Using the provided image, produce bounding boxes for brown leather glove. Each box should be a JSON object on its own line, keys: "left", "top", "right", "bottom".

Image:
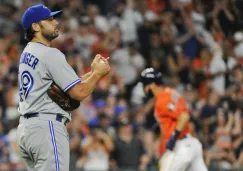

{"left": 47, "top": 82, "right": 80, "bottom": 111}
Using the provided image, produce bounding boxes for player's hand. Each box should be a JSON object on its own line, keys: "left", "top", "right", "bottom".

{"left": 91, "top": 54, "right": 110, "bottom": 78}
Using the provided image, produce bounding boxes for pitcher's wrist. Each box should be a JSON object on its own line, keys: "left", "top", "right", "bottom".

{"left": 92, "top": 71, "right": 103, "bottom": 79}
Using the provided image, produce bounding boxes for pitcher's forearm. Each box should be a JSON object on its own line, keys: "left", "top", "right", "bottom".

{"left": 80, "top": 71, "right": 92, "bottom": 81}
{"left": 78, "top": 72, "right": 101, "bottom": 99}
{"left": 68, "top": 72, "right": 102, "bottom": 101}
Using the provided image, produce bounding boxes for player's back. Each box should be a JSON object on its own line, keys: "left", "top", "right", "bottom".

{"left": 154, "top": 87, "right": 191, "bottom": 141}
{"left": 18, "top": 42, "right": 70, "bottom": 118}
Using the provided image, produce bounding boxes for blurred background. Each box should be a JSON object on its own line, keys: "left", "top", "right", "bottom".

{"left": 0, "top": 0, "right": 243, "bottom": 170}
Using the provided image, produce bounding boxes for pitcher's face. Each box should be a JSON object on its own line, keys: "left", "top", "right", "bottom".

{"left": 39, "top": 17, "right": 59, "bottom": 41}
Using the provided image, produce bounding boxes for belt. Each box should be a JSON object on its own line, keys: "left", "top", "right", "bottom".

{"left": 180, "top": 134, "right": 190, "bottom": 140}
{"left": 23, "top": 113, "right": 69, "bottom": 125}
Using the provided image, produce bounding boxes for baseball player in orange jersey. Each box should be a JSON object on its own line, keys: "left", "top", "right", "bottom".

{"left": 140, "top": 68, "right": 208, "bottom": 171}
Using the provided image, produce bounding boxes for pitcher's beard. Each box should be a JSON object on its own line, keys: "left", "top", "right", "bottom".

{"left": 42, "top": 31, "right": 58, "bottom": 41}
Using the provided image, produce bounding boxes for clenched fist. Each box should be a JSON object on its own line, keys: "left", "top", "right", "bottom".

{"left": 91, "top": 54, "right": 110, "bottom": 78}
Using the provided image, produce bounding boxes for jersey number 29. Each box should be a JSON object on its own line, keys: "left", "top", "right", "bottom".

{"left": 19, "top": 71, "right": 34, "bottom": 102}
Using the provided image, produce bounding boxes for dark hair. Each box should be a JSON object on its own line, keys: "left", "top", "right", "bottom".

{"left": 24, "top": 27, "right": 35, "bottom": 41}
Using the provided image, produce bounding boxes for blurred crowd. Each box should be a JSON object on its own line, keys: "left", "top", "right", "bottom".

{"left": 1, "top": 0, "right": 243, "bottom": 170}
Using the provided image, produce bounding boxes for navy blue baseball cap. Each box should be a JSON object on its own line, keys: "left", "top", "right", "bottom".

{"left": 21, "top": 4, "right": 62, "bottom": 29}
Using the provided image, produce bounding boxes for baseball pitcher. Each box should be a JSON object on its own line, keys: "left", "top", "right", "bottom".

{"left": 16, "top": 4, "right": 110, "bottom": 171}
{"left": 140, "top": 68, "right": 208, "bottom": 171}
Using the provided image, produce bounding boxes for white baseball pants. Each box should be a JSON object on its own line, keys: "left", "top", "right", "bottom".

{"left": 159, "top": 134, "right": 208, "bottom": 171}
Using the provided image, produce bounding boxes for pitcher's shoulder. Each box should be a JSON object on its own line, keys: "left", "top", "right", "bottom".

{"left": 46, "top": 47, "right": 65, "bottom": 59}
{"left": 48, "top": 47, "right": 64, "bottom": 55}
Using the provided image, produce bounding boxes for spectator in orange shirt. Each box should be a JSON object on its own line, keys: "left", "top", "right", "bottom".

{"left": 192, "top": 46, "right": 212, "bottom": 99}
{"left": 91, "top": 27, "right": 121, "bottom": 59}
{"left": 147, "top": 0, "right": 165, "bottom": 15}
{"left": 1, "top": 43, "right": 20, "bottom": 78}
{"left": 140, "top": 68, "right": 208, "bottom": 171}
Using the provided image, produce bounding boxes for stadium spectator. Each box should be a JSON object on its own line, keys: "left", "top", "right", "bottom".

{"left": 110, "top": 119, "right": 149, "bottom": 170}
{"left": 76, "top": 127, "right": 113, "bottom": 171}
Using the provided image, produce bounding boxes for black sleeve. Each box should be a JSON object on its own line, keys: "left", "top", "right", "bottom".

{"left": 139, "top": 139, "right": 146, "bottom": 157}
{"left": 110, "top": 139, "right": 117, "bottom": 160}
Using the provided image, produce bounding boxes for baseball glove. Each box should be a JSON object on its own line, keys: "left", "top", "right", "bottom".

{"left": 47, "top": 82, "right": 80, "bottom": 111}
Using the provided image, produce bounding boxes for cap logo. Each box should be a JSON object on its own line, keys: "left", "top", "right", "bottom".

{"left": 146, "top": 73, "right": 155, "bottom": 78}
{"left": 141, "top": 68, "right": 154, "bottom": 76}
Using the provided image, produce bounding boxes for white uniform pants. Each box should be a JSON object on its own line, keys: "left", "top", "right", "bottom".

{"left": 159, "top": 134, "right": 208, "bottom": 171}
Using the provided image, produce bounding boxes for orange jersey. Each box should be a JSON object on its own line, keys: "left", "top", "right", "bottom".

{"left": 154, "top": 87, "right": 191, "bottom": 156}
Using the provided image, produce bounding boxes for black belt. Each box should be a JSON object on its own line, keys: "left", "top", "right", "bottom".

{"left": 181, "top": 134, "right": 189, "bottom": 140}
{"left": 23, "top": 113, "right": 68, "bottom": 125}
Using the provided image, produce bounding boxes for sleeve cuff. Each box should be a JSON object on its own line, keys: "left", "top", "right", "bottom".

{"left": 64, "top": 79, "right": 81, "bottom": 92}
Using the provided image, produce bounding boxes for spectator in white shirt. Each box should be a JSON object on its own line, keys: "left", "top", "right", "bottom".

{"left": 83, "top": 4, "right": 110, "bottom": 33}
{"left": 111, "top": 42, "right": 145, "bottom": 101}
{"left": 233, "top": 32, "right": 243, "bottom": 60}
{"left": 109, "top": 1, "right": 143, "bottom": 43}
{"left": 74, "top": 19, "right": 98, "bottom": 61}
{"left": 209, "top": 50, "right": 226, "bottom": 95}
{"left": 76, "top": 128, "right": 113, "bottom": 171}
